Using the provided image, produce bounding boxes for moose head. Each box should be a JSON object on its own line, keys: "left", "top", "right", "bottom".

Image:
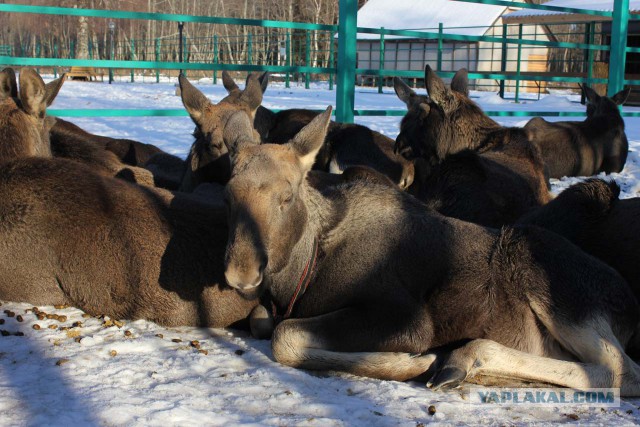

{"left": 223, "top": 106, "right": 332, "bottom": 296}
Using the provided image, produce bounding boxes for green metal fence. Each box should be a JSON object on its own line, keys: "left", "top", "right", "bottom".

{"left": 0, "top": 1, "right": 637, "bottom": 122}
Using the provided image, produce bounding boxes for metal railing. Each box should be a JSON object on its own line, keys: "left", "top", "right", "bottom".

{"left": 0, "top": 1, "right": 636, "bottom": 121}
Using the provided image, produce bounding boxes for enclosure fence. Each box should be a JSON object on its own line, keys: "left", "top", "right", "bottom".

{"left": 0, "top": 1, "right": 638, "bottom": 121}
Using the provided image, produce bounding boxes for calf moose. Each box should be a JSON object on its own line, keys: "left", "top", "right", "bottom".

{"left": 222, "top": 105, "right": 640, "bottom": 395}
{"left": 0, "top": 67, "right": 62, "bottom": 160}
{"left": 524, "top": 85, "right": 630, "bottom": 178}
{"left": 179, "top": 72, "right": 414, "bottom": 190}
{"left": 518, "top": 179, "right": 640, "bottom": 305}
{"left": 0, "top": 68, "right": 156, "bottom": 186}
{"left": 393, "top": 65, "right": 519, "bottom": 163}
{"left": 0, "top": 74, "right": 268, "bottom": 334}
{"left": 393, "top": 66, "right": 550, "bottom": 226}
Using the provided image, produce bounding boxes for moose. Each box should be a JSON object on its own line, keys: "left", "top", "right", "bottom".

{"left": 0, "top": 67, "right": 61, "bottom": 160}
{"left": 518, "top": 179, "right": 640, "bottom": 307}
{"left": 0, "top": 70, "right": 271, "bottom": 335}
{"left": 51, "top": 116, "right": 165, "bottom": 167}
{"left": 178, "top": 72, "right": 414, "bottom": 191}
{"left": 524, "top": 85, "right": 630, "bottom": 178}
{"left": 221, "top": 105, "right": 640, "bottom": 395}
{"left": 0, "top": 68, "right": 157, "bottom": 186}
{"left": 393, "top": 65, "right": 526, "bottom": 163}
{"left": 393, "top": 66, "right": 550, "bottom": 226}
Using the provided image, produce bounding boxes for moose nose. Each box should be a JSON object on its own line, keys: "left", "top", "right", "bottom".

{"left": 224, "top": 265, "right": 264, "bottom": 291}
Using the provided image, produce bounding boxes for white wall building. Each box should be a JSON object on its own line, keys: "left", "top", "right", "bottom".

{"left": 356, "top": 0, "right": 552, "bottom": 91}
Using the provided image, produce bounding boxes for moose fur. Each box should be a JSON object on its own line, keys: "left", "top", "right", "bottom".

{"left": 518, "top": 179, "right": 640, "bottom": 309}
{"left": 51, "top": 117, "right": 165, "bottom": 167}
{"left": 524, "top": 86, "right": 630, "bottom": 178}
{"left": 0, "top": 68, "right": 62, "bottom": 160}
{"left": 0, "top": 91, "right": 264, "bottom": 330}
{"left": 394, "top": 65, "right": 519, "bottom": 163}
{"left": 410, "top": 140, "right": 551, "bottom": 227}
{"left": 48, "top": 117, "right": 156, "bottom": 186}
{"left": 179, "top": 71, "right": 414, "bottom": 190}
{"left": 0, "top": 68, "right": 156, "bottom": 186}
{"left": 221, "top": 106, "right": 640, "bottom": 395}
{"left": 394, "top": 66, "right": 550, "bottom": 226}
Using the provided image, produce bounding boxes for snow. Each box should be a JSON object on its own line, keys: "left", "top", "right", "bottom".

{"left": 356, "top": 0, "right": 513, "bottom": 39}
{"left": 2, "top": 75, "right": 640, "bottom": 425}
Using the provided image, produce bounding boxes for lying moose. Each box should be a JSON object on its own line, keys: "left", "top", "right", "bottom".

{"left": 221, "top": 105, "right": 640, "bottom": 395}
{"left": 525, "top": 85, "right": 630, "bottom": 178}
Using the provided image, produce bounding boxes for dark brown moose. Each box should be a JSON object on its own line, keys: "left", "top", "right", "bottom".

{"left": 0, "top": 68, "right": 156, "bottom": 186}
{"left": 0, "top": 76, "right": 266, "bottom": 333}
{"left": 179, "top": 71, "right": 414, "bottom": 190}
{"left": 524, "top": 85, "right": 630, "bottom": 178}
{"left": 393, "top": 66, "right": 550, "bottom": 227}
{"left": 518, "top": 179, "right": 640, "bottom": 322}
{"left": 222, "top": 105, "right": 640, "bottom": 395}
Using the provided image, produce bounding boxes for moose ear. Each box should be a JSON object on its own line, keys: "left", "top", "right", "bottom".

{"left": 258, "top": 71, "right": 269, "bottom": 94}
{"left": 582, "top": 85, "right": 598, "bottom": 104}
{"left": 18, "top": 68, "right": 47, "bottom": 117}
{"left": 223, "top": 111, "right": 259, "bottom": 161}
{"left": 44, "top": 73, "right": 66, "bottom": 107}
{"left": 450, "top": 68, "right": 469, "bottom": 97}
{"left": 240, "top": 73, "right": 264, "bottom": 114}
{"left": 425, "top": 64, "right": 448, "bottom": 106}
{"left": 393, "top": 77, "right": 417, "bottom": 108}
{"left": 222, "top": 71, "right": 239, "bottom": 93}
{"left": 290, "top": 106, "right": 332, "bottom": 172}
{"left": 612, "top": 87, "right": 630, "bottom": 106}
{"left": 179, "top": 73, "right": 213, "bottom": 126}
{"left": 0, "top": 68, "right": 17, "bottom": 100}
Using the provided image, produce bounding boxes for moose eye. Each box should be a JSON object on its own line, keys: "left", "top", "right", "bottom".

{"left": 280, "top": 192, "right": 293, "bottom": 208}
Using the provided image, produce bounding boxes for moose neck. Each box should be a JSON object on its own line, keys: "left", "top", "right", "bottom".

{"left": 264, "top": 178, "right": 336, "bottom": 311}
{"left": 465, "top": 109, "right": 503, "bottom": 148}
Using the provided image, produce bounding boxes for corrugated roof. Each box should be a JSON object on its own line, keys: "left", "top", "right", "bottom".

{"left": 357, "top": 0, "right": 515, "bottom": 39}
{"left": 504, "top": 0, "right": 640, "bottom": 23}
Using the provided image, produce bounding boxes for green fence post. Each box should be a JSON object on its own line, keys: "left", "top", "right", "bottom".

{"left": 285, "top": 32, "right": 291, "bottom": 89}
{"left": 608, "top": 0, "right": 629, "bottom": 96}
{"left": 515, "top": 23, "right": 523, "bottom": 103}
{"left": 328, "top": 31, "right": 334, "bottom": 91}
{"left": 213, "top": 34, "right": 218, "bottom": 84}
{"left": 305, "top": 30, "right": 311, "bottom": 89}
{"left": 437, "top": 23, "right": 443, "bottom": 71}
{"left": 248, "top": 33, "right": 253, "bottom": 65}
{"left": 336, "top": 0, "right": 357, "bottom": 123}
{"left": 378, "top": 27, "right": 385, "bottom": 94}
{"left": 130, "top": 38, "right": 135, "bottom": 82}
{"left": 499, "top": 23, "right": 507, "bottom": 99}
{"left": 155, "top": 38, "right": 160, "bottom": 83}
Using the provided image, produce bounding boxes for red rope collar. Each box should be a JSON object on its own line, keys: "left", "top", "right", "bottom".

{"left": 272, "top": 237, "right": 320, "bottom": 322}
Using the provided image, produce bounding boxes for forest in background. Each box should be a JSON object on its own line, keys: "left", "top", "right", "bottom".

{"left": 0, "top": 0, "right": 346, "bottom": 72}
{"left": 0, "top": 0, "right": 603, "bottom": 81}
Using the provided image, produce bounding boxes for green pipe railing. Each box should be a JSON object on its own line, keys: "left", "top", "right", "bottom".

{"left": 44, "top": 109, "right": 640, "bottom": 118}
{"left": 1, "top": 2, "right": 636, "bottom": 122}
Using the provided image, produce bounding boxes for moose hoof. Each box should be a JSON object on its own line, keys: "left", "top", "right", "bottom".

{"left": 249, "top": 304, "right": 274, "bottom": 340}
{"left": 427, "top": 366, "right": 467, "bottom": 391}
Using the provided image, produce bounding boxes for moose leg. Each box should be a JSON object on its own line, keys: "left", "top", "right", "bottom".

{"left": 428, "top": 319, "right": 640, "bottom": 396}
{"left": 272, "top": 306, "right": 437, "bottom": 381}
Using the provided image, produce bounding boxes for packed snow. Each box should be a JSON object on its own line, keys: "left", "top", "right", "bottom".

{"left": 1, "top": 75, "right": 640, "bottom": 426}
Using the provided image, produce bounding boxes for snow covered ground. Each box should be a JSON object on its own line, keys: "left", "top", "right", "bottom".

{"left": 1, "top": 76, "right": 640, "bottom": 426}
